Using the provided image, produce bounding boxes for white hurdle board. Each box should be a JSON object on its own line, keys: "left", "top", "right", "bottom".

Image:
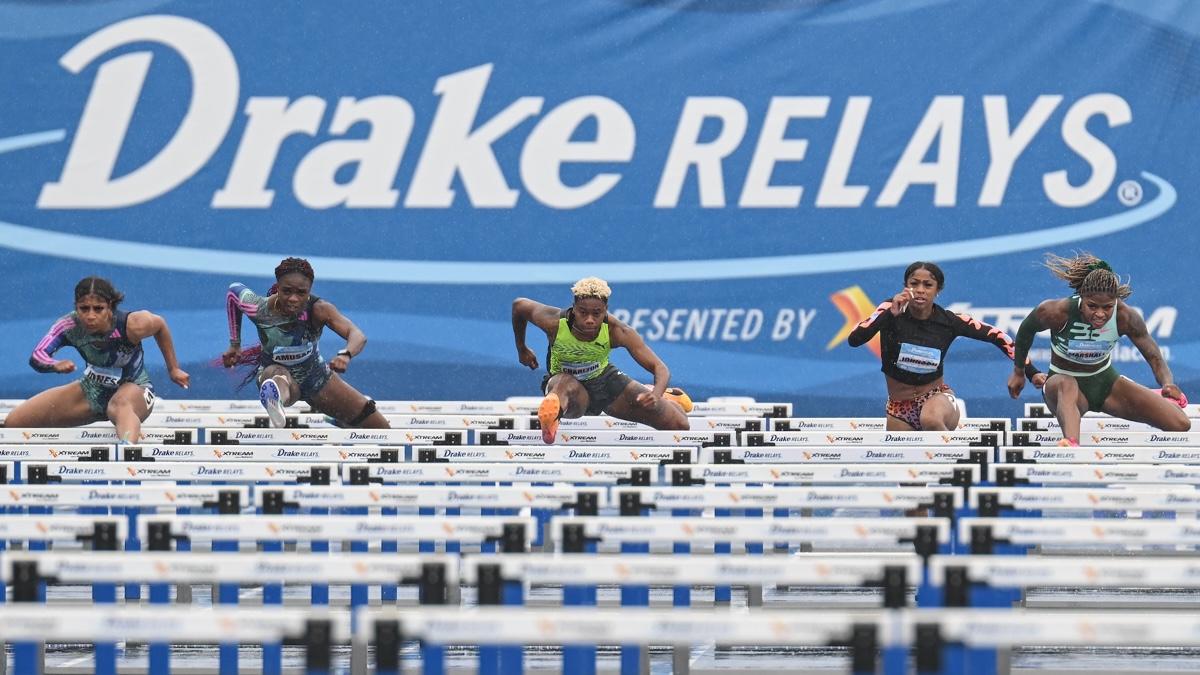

{"left": 20, "top": 461, "right": 341, "bottom": 484}
{"left": 253, "top": 485, "right": 607, "bottom": 510}
{"left": 118, "top": 443, "right": 403, "bottom": 463}
{"left": 1002, "top": 445, "right": 1200, "bottom": 464}
{"left": 0, "top": 427, "right": 195, "bottom": 444}
{"left": 203, "top": 427, "right": 467, "bottom": 445}
{"left": 702, "top": 445, "right": 984, "bottom": 464}
{"left": 670, "top": 463, "right": 979, "bottom": 485}
{"left": 546, "top": 415, "right": 767, "bottom": 432}
{"left": 378, "top": 400, "right": 538, "bottom": 415}
{"left": 551, "top": 515, "right": 950, "bottom": 546}
{"left": 461, "top": 552, "right": 923, "bottom": 587}
{"left": 364, "top": 606, "right": 886, "bottom": 648}
{"left": 971, "top": 486, "right": 1200, "bottom": 513}
{"left": 928, "top": 555, "right": 1200, "bottom": 589}
{"left": 384, "top": 413, "right": 526, "bottom": 430}
{"left": 960, "top": 517, "right": 1200, "bottom": 548}
{"left": 771, "top": 418, "right": 1009, "bottom": 432}
{"left": 142, "top": 412, "right": 330, "bottom": 428}
{"left": 1026, "top": 401, "right": 1200, "bottom": 419}
{"left": 689, "top": 401, "right": 792, "bottom": 417}
{"left": 157, "top": 399, "right": 309, "bottom": 413}
{"left": 1, "top": 550, "right": 456, "bottom": 586}
{"left": 139, "top": 514, "right": 537, "bottom": 544}
{"left": 743, "top": 430, "right": 1001, "bottom": 447}
{"left": 0, "top": 484, "right": 250, "bottom": 509}
{"left": 416, "top": 445, "right": 696, "bottom": 464}
{"left": 479, "top": 429, "right": 732, "bottom": 447}
{"left": 0, "top": 515, "right": 126, "bottom": 543}
{"left": 0, "top": 606, "right": 347, "bottom": 643}
{"left": 1016, "top": 416, "right": 1198, "bottom": 433}
{"left": 0, "top": 445, "right": 111, "bottom": 460}
{"left": 990, "top": 463, "right": 1200, "bottom": 486}
{"left": 615, "top": 485, "right": 963, "bottom": 510}
{"left": 1012, "top": 430, "right": 1200, "bottom": 446}
{"left": 913, "top": 608, "right": 1200, "bottom": 649}
{"left": 343, "top": 462, "right": 652, "bottom": 485}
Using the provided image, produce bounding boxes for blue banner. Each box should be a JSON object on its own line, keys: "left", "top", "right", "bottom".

{"left": 1, "top": 0, "right": 1196, "bottom": 417}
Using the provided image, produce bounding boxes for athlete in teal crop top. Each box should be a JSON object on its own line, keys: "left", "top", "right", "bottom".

{"left": 223, "top": 257, "right": 390, "bottom": 429}
{"left": 1009, "top": 253, "right": 1189, "bottom": 445}
{"left": 6, "top": 276, "right": 189, "bottom": 443}
{"left": 512, "top": 276, "right": 692, "bottom": 444}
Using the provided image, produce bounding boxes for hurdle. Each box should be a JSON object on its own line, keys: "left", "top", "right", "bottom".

{"left": 2, "top": 550, "right": 451, "bottom": 674}
{"left": 925, "top": 554, "right": 1200, "bottom": 609}
{"left": 990, "top": 462, "right": 1200, "bottom": 487}
{"left": 1016, "top": 415, "right": 1198, "bottom": 433}
{"left": 203, "top": 427, "right": 468, "bottom": 446}
{"left": 742, "top": 429, "right": 1003, "bottom": 448}
{"left": 1010, "top": 429, "right": 1200, "bottom": 447}
{"left": 539, "top": 414, "right": 768, "bottom": 432}
{"left": 971, "top": 485, "right": 1200, "bottom": 517}
{"left": 0, "top": 605, "right": 347, "bottom": 675}
{"left": 958, "top": 516, "right": 1200, "bottom": 554}
{"left": 0, "top": 427, "right": 195, "bottom": 445}
{"left": 413, "top": 444, "right": 696, "bottom": 464}
{"left": 770, "top": 417, "right": 1010, "bottom": 433}
{"left": 358, "top": 605, "right": 895, "bottom": 675}
{"left": 479, "top": 428, "right": 734, "bottom": 448}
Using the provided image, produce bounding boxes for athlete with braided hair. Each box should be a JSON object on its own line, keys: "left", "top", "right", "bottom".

{"left": 6, "top": 276, "right": 189, "bottom": 442}
{"left": 513, "top": 277, "right": 692, "bottom": 444}
{"left": 1008, "top": 252, "right": 1189, "bottom": 446}
{"left": 849, "top": 262, "right": 1045, "bottom": 431}
{"left": 222, "top": 257, "right": 389, "bottom": 429}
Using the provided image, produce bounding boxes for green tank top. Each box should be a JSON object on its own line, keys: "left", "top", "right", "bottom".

{"left": 1049, "top": 294, "right": 1118, "bottom": 366}
{"left": 549, "top": 317, "right": 611, "bottom": 381}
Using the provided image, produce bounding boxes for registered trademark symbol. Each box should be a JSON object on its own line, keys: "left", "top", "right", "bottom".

{"left": 1117, "top": 180, "right": 1143, "bottom": 207}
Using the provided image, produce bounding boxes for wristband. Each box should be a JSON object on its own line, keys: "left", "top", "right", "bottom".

{"left": 337, "top": 349, "right": 353, "bottom": 359}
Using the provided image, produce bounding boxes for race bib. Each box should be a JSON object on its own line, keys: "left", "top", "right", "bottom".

{"left": 272, "top": 344, "right": 315, "bottom": 365}
{"left": 83, "top": 364, "right": 122, "bottom": 387}
{"left": 560, "top": 361, "right": 602, "bottom": 379}
{"left": 1065, "top": 339, "right": 1111, "bottom": 364}
{"left": 896, "top": 343, "right": 941, "bottom": 374}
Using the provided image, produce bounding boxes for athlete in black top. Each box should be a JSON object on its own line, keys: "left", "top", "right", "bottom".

{"left": 848, "top": 261, "right": 1044, "bottom": 430}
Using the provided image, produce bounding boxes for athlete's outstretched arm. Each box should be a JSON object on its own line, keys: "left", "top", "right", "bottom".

{"left": 610, "top": 318, "right": 670, "bottom": 402}
{"left": 29, "top": 315, "right": 77, "bottom": 374}
{"left": 1007, "top": 302, "right": 1055, "bottom": 399}
{"left": 847, "top": 302, "right": 895, "bottom": 347}
{"left": 952, "top": 311, "right": 1043, "bottom": 385}
{"left": 126, "top": 310, "right": 190, "bottom": 389}
{"left": 511, "top": 298, "right": 560, "bottom": 370}
{"left": 312, "top": 300, "right": 366, "bottom": 374}
{"left": 223, "top": 283, "right": 259, "bottom": 368}
{"left": 1120, "top": 303, "right": 1183, "bottom": 401}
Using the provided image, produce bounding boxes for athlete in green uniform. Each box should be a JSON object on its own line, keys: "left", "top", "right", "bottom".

{"left": 512, "top": 277, "right": 692, "bottom": 444}
{"left": 1009, "top": 253, "right": 1189, "bottom": 445}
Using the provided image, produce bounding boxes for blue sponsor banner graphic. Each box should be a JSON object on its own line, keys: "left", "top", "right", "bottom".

{"left": 0, "top": 0, "right": 1196, "bottom": 416}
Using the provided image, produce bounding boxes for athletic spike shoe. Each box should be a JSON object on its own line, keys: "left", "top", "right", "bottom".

{"left": 1056, "top": 437, "right": 1080, "bottom": 447}
{"left": 663, "top": 387, "right": 694, "bottom": 413}
{"left": 1154, "top": 389, "right": 1189, "bottom": 409}
{"left": 538, "top": 393, "right": 561, "bottom": 444}
{"left": 259, "top": 378, "right": 287, "bottom": 429}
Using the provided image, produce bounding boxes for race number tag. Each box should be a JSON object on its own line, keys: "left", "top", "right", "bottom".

{"left": 896, "top": 343, "right": 941, "bottom": 374}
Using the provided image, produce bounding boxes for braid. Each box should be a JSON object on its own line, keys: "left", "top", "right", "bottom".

{"left": 1043, "top": 252, "right": 1131, "bottom": 299}
{"left": 74, "top": 276, "right": 124, "bottom": 308}
{"left": 275, "top": 257, "right": 314, "bottom": 283}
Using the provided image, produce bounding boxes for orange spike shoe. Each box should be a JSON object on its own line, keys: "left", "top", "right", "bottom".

{"left": 538, "top": 393, "right": 561, "bottom": 444}
{"left": 663, "top": 387, "right": 693, "bottom": 413}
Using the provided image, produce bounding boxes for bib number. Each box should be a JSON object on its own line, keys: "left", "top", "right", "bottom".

{"left": 1065, "top": 339, "right": 1110, "bottom": 364}
{"left": 560, "top": 361, "right": 601, "bottom": 379}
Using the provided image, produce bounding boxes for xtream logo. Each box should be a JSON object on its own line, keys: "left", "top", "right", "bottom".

{"left": 2, "top": 14, "right": 1175, "bottom": 287}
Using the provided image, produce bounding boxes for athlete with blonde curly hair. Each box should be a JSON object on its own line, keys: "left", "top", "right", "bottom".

{"left": 1008, "top": 252, "right": 1189, "bottom": 446}
{"left": 512, "top": 277, "right": 692, "bottom": 444}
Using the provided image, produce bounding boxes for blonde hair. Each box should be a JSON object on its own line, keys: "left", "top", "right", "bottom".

{"left": 1043, "top": 251, "right": 1132, "bottom": 299}
{"left": 571, "top": 277, "right": 612, "bottom": 301}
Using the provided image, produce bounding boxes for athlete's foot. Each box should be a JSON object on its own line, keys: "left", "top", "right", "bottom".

{"left": 663, "top": 387, "right": 694, "bottom": 413}
{"left": 538, "top": 393, "right": 561, "bottom": 444}
{"left": 259, "top": 378, "right": 287, "bottom": 429}
{"left": 1057, "top": 437, "right": 1080, "bottom": 447}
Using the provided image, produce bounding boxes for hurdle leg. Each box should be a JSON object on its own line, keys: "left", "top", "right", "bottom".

{"left": 213, "top": 538, "right": 240, "bottom": 674}
{"left": 619, "top": 541, "right": 650, "bottom": 675}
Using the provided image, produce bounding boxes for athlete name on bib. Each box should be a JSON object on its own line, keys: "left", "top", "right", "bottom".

{"left": 1065, "top": 338, "right": 1111, "bottom": 364}
{"left": 560, "top": 361, "right": 602, "bottom": 378}
{"left": 896, "top": 343, "right": 941, "bottom": 374}
{"left": 83, "top": 364, "right": 123, "bottom": 387}
{"left": 272, "top": 344, "right": 315, "bottom": 365}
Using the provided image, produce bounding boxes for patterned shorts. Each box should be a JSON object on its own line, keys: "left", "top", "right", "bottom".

{"left": 886, "top": 384, "right": 954, "bottom": 430}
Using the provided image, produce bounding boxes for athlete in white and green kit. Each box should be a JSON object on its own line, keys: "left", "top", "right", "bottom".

{"left": 512, "top": 277, "right": 692, "bottom": 444}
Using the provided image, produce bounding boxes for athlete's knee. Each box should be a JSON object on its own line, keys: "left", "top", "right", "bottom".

{"left": 1162, "top": 411, "right": 1191, "bottom": 432}
{"left": 343, "top": 398, "right": 378, "bottom": 427}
